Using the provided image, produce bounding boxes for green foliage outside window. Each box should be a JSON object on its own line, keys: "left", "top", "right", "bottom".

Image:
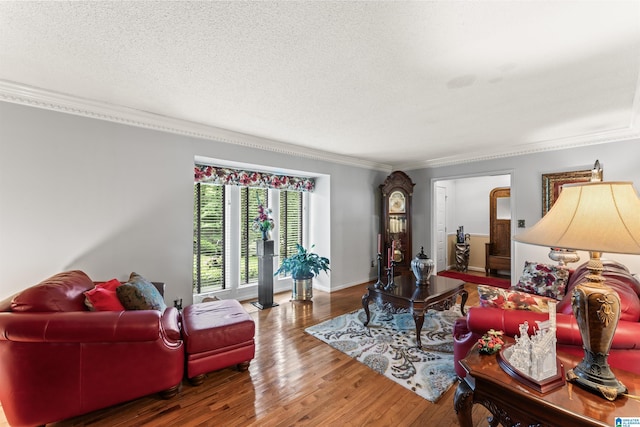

{"left": 193, "top": 183, "right": 225, "bottom": 293}
{"left": 240, "top": 187, "right": 268, "bottom": 284}
{"left": 193, "top": 184, "right": 304, "bottom": 293}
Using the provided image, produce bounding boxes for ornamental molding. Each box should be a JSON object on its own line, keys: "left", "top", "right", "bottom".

{"left": 400, "top": 125, "right": 640, "bottom": 170}
{"left": 2, "top": 79, "right": 638, "bottom": 171}
{"left": 0, "top": 79, "right": 391, "bottom": 172}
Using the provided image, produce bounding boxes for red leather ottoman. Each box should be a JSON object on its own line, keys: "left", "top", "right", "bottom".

{"left": 181, "top": 299, "right": 255, "bottom": 385}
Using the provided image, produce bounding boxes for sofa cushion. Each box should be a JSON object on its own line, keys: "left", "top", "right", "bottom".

{"left": 477, "top": 285, "right": 555, "bottom": 313}
{"left": 557, "top": 261, "right": 640, "bottom": 322}
{"left": 116, "top": 272, "right": 167, "bottom": 311}
{"left": 84, "top": 278, "right": 125, "bottom": 311}
{"left": 11, "top": 270, "right": 95, "bottom": 312}
{"left": 182, "top": 300, "right": 255, "bottom": 354}
{"left": 513, "top": 261, "right": 566, "bottom": 300}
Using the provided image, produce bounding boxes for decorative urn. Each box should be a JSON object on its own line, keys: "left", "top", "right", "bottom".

{"left": 411, "top": 247, "right": 434, "bottom": 286}
{"left": 548, "top": 248, "right": 580, "bottom": 266}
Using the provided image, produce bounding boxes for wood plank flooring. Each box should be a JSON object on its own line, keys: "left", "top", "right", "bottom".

{"left": 0, "top": 277, "right": 494, "bottom": 427}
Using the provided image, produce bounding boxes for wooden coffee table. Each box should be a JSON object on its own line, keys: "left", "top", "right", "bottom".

{"left": 455, "top": 342, "right": 640, "bottom": 426}
{"left": 361, "top": 274, "right": 467, "bottom": 348}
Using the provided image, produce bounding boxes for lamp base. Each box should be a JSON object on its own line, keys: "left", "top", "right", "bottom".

{"left": 568, "top": 252, "right": 627, "bottom": 401}
{"left": 566, "top": 351, "right": 627, "bottom": 401}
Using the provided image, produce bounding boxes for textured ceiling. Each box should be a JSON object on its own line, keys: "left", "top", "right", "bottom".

{"left": 1, "top": 1, "right": 639, "bottom": 169}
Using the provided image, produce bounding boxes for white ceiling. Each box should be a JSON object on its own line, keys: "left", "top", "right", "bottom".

{"left": 1, "top": 1, "right": 639, "bottom": 170}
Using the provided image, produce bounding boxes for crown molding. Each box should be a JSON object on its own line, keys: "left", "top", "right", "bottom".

{"left": 2, "top": 79, "right": 638, "bottom": 173}
{"left": 401, "top": 73, "right": 640, "bottom": 170}
{"left": 400, "top": 124, "right": 640, "bottom": 171}
{"left": 0, "top": 80, "right": 392, "bottom": 172}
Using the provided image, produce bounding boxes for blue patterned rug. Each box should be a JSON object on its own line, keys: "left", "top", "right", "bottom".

{"left": 305, "top": 304, "right": 460, "bottom": 402}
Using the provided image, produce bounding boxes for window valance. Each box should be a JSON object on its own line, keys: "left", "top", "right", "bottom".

{"left": 194, "top": 164, "right": 315, "bottom": 192}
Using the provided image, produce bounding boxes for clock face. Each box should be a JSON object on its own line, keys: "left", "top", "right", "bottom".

{"left": 389, "top": 191, "right": 405, "bottom": 213}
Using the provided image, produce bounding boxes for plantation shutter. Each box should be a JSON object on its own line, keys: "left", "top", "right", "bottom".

{"left": 240, "top": 187, "right": 268, "bottom": 284}
{"left": 193, "top": 183, "right": 225, "bottom": 292}
{"left": 279, "top": 190, "right": 303, "bottom": 263}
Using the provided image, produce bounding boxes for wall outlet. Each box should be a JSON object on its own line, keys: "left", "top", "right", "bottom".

{"left": 518, "top": 219, "right": 525, "bottom": 228}
{"left": 371, "top": 259, "right": 375, "bottom": 268}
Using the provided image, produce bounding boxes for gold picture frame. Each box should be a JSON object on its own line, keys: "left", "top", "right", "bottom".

{"left": 542, "top": 167, "right": 603, "bottom": 216}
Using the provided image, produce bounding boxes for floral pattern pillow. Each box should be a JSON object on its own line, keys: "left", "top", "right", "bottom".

{"left": 477, "top": 285, "right": 553, "bottom": 313}
{"left": 513, "top": 261, "right": 566, "bottom": 300}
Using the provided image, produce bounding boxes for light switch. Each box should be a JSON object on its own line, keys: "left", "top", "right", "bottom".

{"left": 518, "top": 219, "right": 525, "bottom": 228}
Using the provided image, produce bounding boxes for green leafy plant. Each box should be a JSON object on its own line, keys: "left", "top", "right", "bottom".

{"left": 275, "top": 244, "right": 330, "bottom": 279}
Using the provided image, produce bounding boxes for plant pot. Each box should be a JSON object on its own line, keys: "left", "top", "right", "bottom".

{"left": 292, "top": 277, "right": 313, "bottom": 301}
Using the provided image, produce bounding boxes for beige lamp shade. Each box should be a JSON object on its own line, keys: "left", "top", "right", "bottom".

{"left": 514, "top": 181, "right": 640, "bottom": 255}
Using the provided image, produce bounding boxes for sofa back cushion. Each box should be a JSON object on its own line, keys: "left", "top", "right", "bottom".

{"left": 557, "top": 260, "right": 640, "bottom": 322}
{"left": 10, "top": 270, "right": 95, "bottom": 312}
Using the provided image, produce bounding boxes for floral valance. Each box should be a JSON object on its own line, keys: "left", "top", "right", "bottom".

{"left": 194, "top": 164, "right": 315, "bottom": 192}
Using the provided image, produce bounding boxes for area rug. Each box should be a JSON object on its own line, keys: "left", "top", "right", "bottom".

{"left": 438, "top": 270, "right": 510, "bottom": 289}
{"left": 305, "top": 304, "right": 460, "bottom": 403}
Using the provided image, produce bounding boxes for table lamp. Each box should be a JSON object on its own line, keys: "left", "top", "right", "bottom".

{"left": 514, "top": 181, "right": 640, "bottom": 400}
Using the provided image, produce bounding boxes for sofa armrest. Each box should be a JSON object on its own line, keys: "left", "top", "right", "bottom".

{"left": 453, "top": 317, "right": 481, "bottom": 378}
{"left": 0, "top": 310, "right": 180, "bottom": 343}
{"left": 161, "top": 306, "right": 181, "bottom": 341}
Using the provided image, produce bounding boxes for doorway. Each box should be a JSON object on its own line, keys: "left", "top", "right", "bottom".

{"left": 431, "top": 173, "right": 512, "bottom": 275}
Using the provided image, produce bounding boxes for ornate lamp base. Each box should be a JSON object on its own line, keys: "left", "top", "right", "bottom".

{"left": 568, "top": 252, "right": 627, "bottom": 401}
{"left": 566, "top": 352, "right": 627, "bottom": 401}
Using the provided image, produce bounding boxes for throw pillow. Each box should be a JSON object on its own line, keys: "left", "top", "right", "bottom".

{"left": 513, "top": 261, "right": 566, "bottom": 300}
{"left": 477, "top": 285, "right": 554, "bottom": 313}
{"left": 117, "top": 272, "right": 167, "bottom": 311}
{"left": 84, "top": 278, "right": 125, "bottom": 311}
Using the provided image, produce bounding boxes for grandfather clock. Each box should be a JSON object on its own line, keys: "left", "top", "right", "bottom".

{"left": 380, "top": 171, "right": 415, "bottom": 274}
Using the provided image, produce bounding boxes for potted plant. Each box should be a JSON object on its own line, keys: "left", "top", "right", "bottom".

{"left": 275, "top": 244, "right": 330, "bottom": 301}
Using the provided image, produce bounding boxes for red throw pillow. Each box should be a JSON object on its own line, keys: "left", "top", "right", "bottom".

{"left": 84, "top": 278, "right": 125, "bottom": 311}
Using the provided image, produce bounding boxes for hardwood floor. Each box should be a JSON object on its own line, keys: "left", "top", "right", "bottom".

{"left": 1, "top": 277, "right": 493, "bottom": 427}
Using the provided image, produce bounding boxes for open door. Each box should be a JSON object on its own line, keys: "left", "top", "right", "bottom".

{"left": 485, "top": 187, "right": 511, "bottom": 276}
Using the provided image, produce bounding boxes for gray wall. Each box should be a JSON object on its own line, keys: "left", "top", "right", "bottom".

{"left": 0, "top": 101, "right": 386, "bottom": 303}
{"left": 2, "top": 100, "right": 639, "bottom": 303}
{"left": 409, "top": 140, "right": 640, "bottom": 279}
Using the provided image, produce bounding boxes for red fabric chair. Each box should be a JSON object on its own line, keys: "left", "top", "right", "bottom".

{"left": 0, "top": 271, "right": 184, "bottom": 427}
{"left": 453, "top": 260, "right": 640, "bottom": 378}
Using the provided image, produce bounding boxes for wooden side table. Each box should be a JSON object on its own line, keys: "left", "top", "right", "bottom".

{"left": 454, "top": 345, "right": 640, "bottom": 426}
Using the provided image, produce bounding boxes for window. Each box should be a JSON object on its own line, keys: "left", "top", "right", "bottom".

{"left": 193, "top": 183, "right": 225, "bottom": 293}
{"left": 240, "top": 187, "right": 268, "bottom": 284}
{"left": 193, "top": 163, "right": 314, "bottom": 298}
{"left": 279, "top": 190, "right": 303, "bottom": 262}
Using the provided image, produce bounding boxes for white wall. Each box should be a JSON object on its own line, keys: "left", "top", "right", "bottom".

{"left": 0, "top": 102, "right": 385, "bottom": 303}
{"left": 409, "top": 139, "right": 640, "bottom": 281}
{"left": 442, "top": 175, "right": 511, "bottom": 236}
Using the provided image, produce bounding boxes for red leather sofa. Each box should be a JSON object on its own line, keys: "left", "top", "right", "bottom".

{"left": 0, "top": 271, "right": 184, "bottom": 427}
{"left": 453, "top": 260, "right": 640, "bottom": 378}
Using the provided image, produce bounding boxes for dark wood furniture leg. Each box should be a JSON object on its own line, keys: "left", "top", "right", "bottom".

{"left": 159, "top": 383, "right": 181, "bottom": 399}
{"left": 412, "top": 311, "right": 425, "bottom": 348}
{"left": 362, "top": 292, "right": 371, "bottom": 326}
{"left": 459, "top": 289, "right": 468, "bottom": 315}
{"left": 454, "top": 379, "right": 474, "bottom": 427}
